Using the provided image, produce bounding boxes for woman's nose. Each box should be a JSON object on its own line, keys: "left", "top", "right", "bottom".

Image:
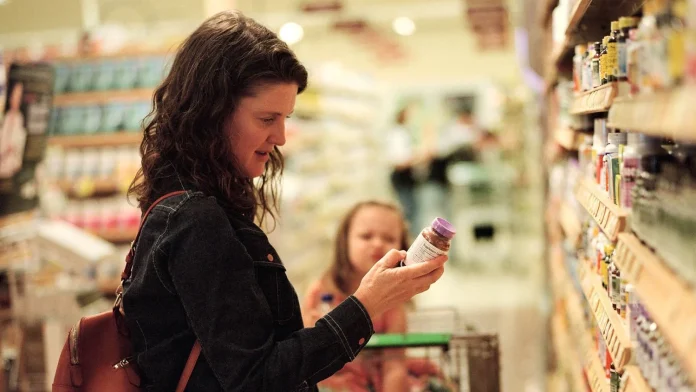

{"left": 268, "top": 121, "right": 287, "bottom": 147}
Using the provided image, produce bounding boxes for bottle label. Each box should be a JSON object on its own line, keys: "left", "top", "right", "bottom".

{"left": 404, "top": 233, "right": 447, "bottom": 266}
{"left": 621, "top": 156, "right": 639, "bottom": 208}
{"left": 611, "top": 275, "right": 621, "bottom": 305}
{"left": 618, "top": 42, "right": 627, "bottom": 77}
{"left": 592, "top": 59, "right": 601, "bottom": 87}
{"left": 607, "top": 42, "right": 617, "bottom": 78}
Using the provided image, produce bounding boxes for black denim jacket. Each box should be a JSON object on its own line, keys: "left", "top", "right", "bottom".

{"left": 122, "top": 184, "right": 375, "bottom": 391}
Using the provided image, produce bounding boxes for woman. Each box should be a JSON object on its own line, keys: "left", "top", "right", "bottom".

{"left": 123, "top": 10, "right": 447, "bottom": 392}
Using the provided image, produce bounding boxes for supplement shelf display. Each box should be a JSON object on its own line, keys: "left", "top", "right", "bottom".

{"left": 580, "top": 262, "right": 632, "bottom": 371}
{"left": 614, "top": 233, "right": 696, "bottom": 380}
{"left": 48, "top": 132, "right": 142, "bottom": 148}
{"left": 555, "top": 127, "right": 584, "bottom": 151}
{"left": 569, "top": 82, "right": 625, "bottom": 115}
{"left": 575, "top": 178, "right": 627, "bottom": 242}
{"left": 608, "top": 86, "right": 696, "bottom": 142}
{"left": 618, "top": 366, "right": 652, "bottom": 392}
{"left": 53, "top": 88, "right": 155, "bottom": 107}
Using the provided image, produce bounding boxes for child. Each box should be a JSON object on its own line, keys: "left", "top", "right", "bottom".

{"left": 305, "top": 201, "right": 453, "bottom": 392}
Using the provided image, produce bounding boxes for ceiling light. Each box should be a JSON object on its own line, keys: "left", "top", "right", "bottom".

{"left": 279, "top": 22, "right": 304, "bottom": 45}
{"left": 392, "top": 17, "right": 416, "bottom": 36}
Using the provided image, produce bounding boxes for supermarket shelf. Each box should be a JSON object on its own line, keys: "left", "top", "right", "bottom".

{"left": 48, "top": 132, "right": 142, "bottom": 148}
{"left": 570, "top": 82, "right": 627, "bottom": 114}
{"left": 53, "top": 88, "right": 154, "bottom": 107}
{"left": 555, "top": 128, "right": 584, "bottom": 151}
{"left": 619, "top": 366, "right": 652, "bottom": 392}
{"left": 608, "top": 86, "right": 696, "bottom": 142}
{"left": 586, "top": 346, "right": 610, "bottom": 392}
{"left": 580, "top": 264, "right": 632, "bottom": 370}
{"left": 559, "top": 202, "right": 582, "bottom": 248}
{"left": 57, "top": 47, "right": 174, "bottom": 62}
{"left": 565, "top": 0, "right": 643, "bottom": 48}
{"left": 575, "top": 178, "right": 627, "bottom": 241}
{"left": 614, "top": 233, "right": 696, "bottom": 380}
{"left": 57, "top": 179, "right": 122, "bottom": 197}
{"left": 89, "top": 227, "right": 137, "bottom": 243}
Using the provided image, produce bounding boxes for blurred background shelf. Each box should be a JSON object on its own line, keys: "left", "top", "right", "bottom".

{"left": 88, "top": 227, "right": 138, "bottom": 243}
{"left": 53, "top": 88, "right": 154, "bottom": 106}
{"left": 575, "top": 178, "right": 627, "bottom": 242}
{"left": 48, "top": 132, "right": 142, "bottom": 148}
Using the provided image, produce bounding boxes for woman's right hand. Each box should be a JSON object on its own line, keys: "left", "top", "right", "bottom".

{"left": 353, "top": 249, "right": 447, "bottom": 319}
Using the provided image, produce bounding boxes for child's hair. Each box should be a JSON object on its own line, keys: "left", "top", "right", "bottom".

{"left": 328, "top": 201, "right": 410, "bottom": 295}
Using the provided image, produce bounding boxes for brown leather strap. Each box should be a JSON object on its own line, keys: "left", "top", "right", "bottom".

{"left": 121, "top": 190, "right": 187, "bottom": 280}
{"left": 175, "top": 341, "right": 201, "bottom": 392}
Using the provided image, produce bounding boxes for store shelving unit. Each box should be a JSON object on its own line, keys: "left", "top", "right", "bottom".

{"left": 552, "top": 314, "right": 587, "bottom": 392}
{"left": 619, "top": 366, "right": 652, "bottom": 392}
{"left": 575, "top": 178, "right": 627, "bottom": 241}
{"left": 570, "top": 83, "right": 625, "bottom": 114}
{"left": 53, "top": 88, "right": 154, "bottom": 106}
{"left": 608, "top": 86, "right": 696, "bottom": 142}
{"left": 614, "top": 233, "right": 696, "bottom": 378}
{"left": 48, "top": 132, "right": 141, "bottom": 148}
{"left": 580, "top": 266, "right": 632, "bottom": 370}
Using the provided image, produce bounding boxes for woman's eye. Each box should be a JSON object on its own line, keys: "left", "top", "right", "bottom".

{"left": 262, "top": 118, "right": 274, "bottom": 124}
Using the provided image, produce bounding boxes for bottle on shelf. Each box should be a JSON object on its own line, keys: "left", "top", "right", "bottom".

{"left": 618, "top": 17, "right": 638, "bottom": 81}
{"left": 601, "top": 36, "right": 610, "bottom": 85}
{"left": 605, "top": 131, "right": 627, "bottom": 204}
{"left": 608, "top": 21, "right": 620, "bottom": 82}
{"left": 574, "top": 44, "right": 587, "bottom": 92}
{"left": 593, "top": 41, "right": 602, "bottom": 88}
{"left": 620, "top": 132, "right": 641, "bottom": 210}
{"left": 593, "top": 118, "right": 609, "bottom": 188}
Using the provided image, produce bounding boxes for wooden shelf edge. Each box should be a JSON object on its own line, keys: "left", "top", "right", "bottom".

{"left": 48, "top": 132, "right": 142, "bottom": 148}
{"left": 54, "top": 88, "right": 154, "bottom": 106}
{"left": 587, "top": 345, "right": 610, "bottom": 392}
{"left": 570, "top": 83, "right": 619, "bottom": 115}
{"left": 608, "top": 86, "right": 696, "bottom": 143}
{"left": 620, "top": 366, "right": 651, "bottom": 392}
{"left": 565, "top": 0, "right": 592, "bottom": 37}
{"left": 576, "top": 178, "right": 627, "bottom": 241}
{"left": 579, "top": 263, "right": 632, "bottom": 371}
{"left": 614, "top": 233, "right": 696, "bottom": 381}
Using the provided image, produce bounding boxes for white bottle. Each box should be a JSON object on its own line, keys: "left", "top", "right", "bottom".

{"left": 604, "top": 131, "right": 627, "bottom": 203}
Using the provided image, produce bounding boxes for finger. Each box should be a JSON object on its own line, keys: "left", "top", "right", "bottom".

{"left": 379, "top": 249, "right": 407, "bottom": 268}
{"left": 413, "top": 266, "right": 445, "bottom": 288}
{"left": 399, "top": 255, "right": 448, "bottom": 278}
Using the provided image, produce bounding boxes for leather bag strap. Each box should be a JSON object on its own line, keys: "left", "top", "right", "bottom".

{"left": 121, "top": 190, "right": 187, "bottom": 280}
{"left": 175, "top": 341, "right": 202, "bottom": 392}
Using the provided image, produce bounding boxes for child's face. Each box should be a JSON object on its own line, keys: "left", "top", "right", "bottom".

{"left": 347, "top": 206, "right": 404, "bottom": 277}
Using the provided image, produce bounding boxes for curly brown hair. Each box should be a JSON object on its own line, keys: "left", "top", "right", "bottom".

{"left": 128, "top": 11, "right": 308, "bottom": 224}
{"left": 328, "top": 201, "right": 410, "bottom": 295}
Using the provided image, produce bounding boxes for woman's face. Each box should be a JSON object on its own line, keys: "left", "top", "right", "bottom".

{"left": 226, "top": 82, "right": 298, "bottom": 178}
{"left": 347, "top": 206, "right": 404, "bottom": 276}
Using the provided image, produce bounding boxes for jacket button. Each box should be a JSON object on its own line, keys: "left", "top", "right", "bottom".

{"left": 267, "top": 254, "right": 274, "bottom": 262}
{"left": 358, "top": 338, "right": 365, "bottom": 345}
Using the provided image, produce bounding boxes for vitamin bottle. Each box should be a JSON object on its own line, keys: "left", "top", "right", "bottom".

{"left": 592, "top": 41, "right": 602, "bottom": 88}
{"left": 601, "top": 244, "right": 612, "bottom": 290}
{"left": 594, "top": 118, "right": 608, "bottom": 186}
{"left": 608, "top": 21, "right": 620, "bottom": 82}
{"left": 605, "top": 131, "right": 627, "bottom": 202}
{"left": 403, "top": 218, "right": 455, "bottom": 266}
{"left": 601, "top": 36, "right": 610, "bottom": 85}
{"left": 574, "top": 44, "right": 587, "bottom": 91}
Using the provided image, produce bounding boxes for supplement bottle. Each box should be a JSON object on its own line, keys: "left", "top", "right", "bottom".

{"left": 592, "top": 41, "right": 602, "bottom": 88}
{"left": 604, "top": 131, "right": 627, "bottom": 201}
{"left": 608, "top": 21, "right": 620, "bottom": 81}
{"left": 620, "top": 132, "right": 641, "bottom": 209}
{"left": 403, "top": 218, "right": 455, "bottom": 266}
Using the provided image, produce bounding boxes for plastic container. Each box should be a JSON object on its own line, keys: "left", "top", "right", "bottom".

{"left": 403, "top": 218, "right": 455, "bottom": 266}
{"left": 620, "top": 132, "right": 642, "bottom": 209}
{"left": 604, "top": 131, "right": 627, "bottom": 202}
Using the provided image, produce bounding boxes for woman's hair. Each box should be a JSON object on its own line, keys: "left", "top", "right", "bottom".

{"left": 128, "top": 10, "right": 308, "bottom": 224}
{"left": 328, "top": 201, "right": 410, "bottom": 295}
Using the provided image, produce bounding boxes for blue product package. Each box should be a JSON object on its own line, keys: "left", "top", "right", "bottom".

{"left": 58, "top": 107, "right": 85, "bottom": 135}
{"left": 137, "top": 56, "right": 167, "bottom": 88}
{"left": 114, "top": 58, "right": 139, "bottom": 90}
{"left": 100, "top": 102, "right": 126, "bottom": 132}
{"left": 83, "top": 105, "right": 103, "bottom": 134}
{"left": 68, "top": 62, "right": 96, "bottom": 92}
{"left": 93, "top": 59, "right": 118, "bottom": 91}
{"left": 48, "top": 108, "right": 61, "bottom": 136}
{"left": 123, "top": 102, "right": 151, "bottom": 131}
{"left": 53, "top": 63, "right": 71, "bottom": 94}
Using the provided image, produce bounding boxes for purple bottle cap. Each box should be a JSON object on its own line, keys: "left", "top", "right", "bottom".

{"left": 431, "top": 217, "right": 456, "bottom": 239}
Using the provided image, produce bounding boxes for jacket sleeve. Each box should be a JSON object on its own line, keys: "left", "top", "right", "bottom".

{"left": 162, "top": 196, "right": 375, "bottom": 391}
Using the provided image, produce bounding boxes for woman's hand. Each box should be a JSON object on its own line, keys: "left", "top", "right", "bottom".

{"left": 353, "top": 249, "right": 447, "bottom": 319}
